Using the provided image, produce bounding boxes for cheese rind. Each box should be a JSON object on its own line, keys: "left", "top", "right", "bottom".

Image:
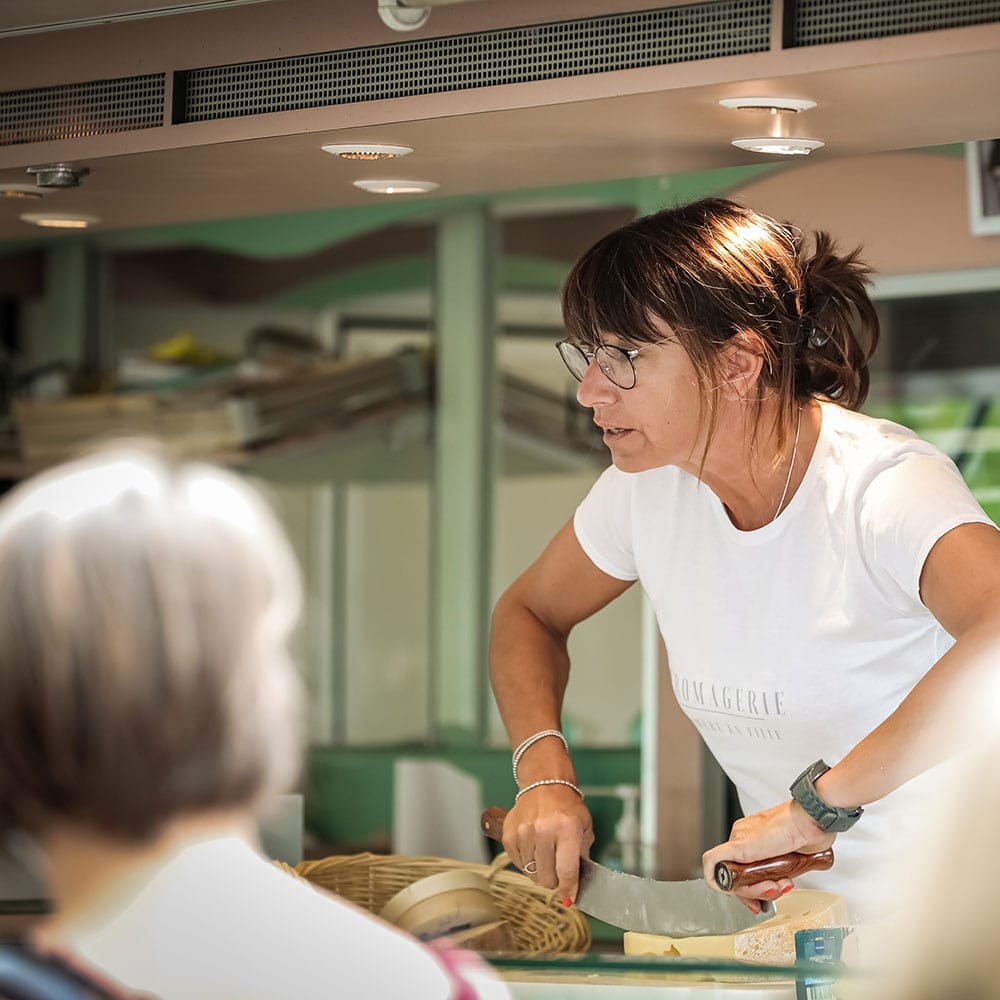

{"left": 624, "top": 890, "right": 848, "bottom": 966}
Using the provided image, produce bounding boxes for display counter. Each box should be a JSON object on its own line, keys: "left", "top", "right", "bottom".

{"left": 490, "top": 952, "right": 872, "bottom": 999}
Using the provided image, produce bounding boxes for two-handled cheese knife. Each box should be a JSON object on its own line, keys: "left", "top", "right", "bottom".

{"left": 481, "top": 805, "right": 834, "bottom": 937}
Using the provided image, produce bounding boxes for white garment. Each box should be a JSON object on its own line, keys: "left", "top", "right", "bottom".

{"left": 574, "top": 401, "right": 995, "bottom": 921}
{"left": 51, "top": 834, "right": 510, "bottom": 1000}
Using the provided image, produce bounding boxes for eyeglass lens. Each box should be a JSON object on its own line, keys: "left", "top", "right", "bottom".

{"left": 556, "top": 341, "right": 636, "bottom": 389}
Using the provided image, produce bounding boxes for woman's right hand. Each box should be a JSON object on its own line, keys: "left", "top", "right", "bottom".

{"left": 500, "top": 786, "right": 594, "bottom": 902}
{"left": 489, "top": 520, "right": 630, "bottom": 901}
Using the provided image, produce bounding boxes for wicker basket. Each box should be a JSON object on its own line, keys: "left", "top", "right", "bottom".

{"left": 292, "top": 852, "right": 590, "bottom": 955}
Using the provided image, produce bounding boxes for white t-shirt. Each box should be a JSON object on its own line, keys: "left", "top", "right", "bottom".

{"left": 574, "top": 401, "right": 995, "bottom": 920}
{"left": 50, "top": 834, "right": 510, "bottom": 1000}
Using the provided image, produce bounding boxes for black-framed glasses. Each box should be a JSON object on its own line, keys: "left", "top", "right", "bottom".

{"left": 556, "top": 339, "right": 643, "bottom": 390}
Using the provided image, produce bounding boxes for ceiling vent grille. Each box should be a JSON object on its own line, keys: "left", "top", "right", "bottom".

{"left": 787, "top": 0, "right": 1000, "bottom": 46}
{"left": 177, "top": 0, "right": 771, "bottom": 123}
{"left": 0, "top": 74, "right": 166, "bottom": 147}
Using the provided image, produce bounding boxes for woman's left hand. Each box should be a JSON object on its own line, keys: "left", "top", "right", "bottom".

{"left": 701, "top": 799, "right": 835, "bottom": 912}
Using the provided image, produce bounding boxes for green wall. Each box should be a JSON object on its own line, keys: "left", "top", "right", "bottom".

{"left": 305, "top": 745, "right": 640, "bottom": 859}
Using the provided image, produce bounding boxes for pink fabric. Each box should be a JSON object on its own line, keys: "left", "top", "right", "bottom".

{"left": 428, "top": 940, "right": 493, "bottom": 1000}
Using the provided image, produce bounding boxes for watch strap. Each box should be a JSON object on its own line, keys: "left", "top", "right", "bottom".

{"left": 790, "top": 760, "right": 863, "bottom": 833}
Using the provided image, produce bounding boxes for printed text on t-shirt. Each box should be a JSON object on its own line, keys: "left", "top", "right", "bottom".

{"left": 671, "top": 673, "right": 785, "bottom": 719}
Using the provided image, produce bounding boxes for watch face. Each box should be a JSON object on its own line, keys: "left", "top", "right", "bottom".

{"left": 817, "top": 810, "right": 839, "bottom": 832}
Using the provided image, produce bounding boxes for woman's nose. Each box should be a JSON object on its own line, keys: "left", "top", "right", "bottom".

{"left": 576, "top": 358, "right": 618, "bottom": 408}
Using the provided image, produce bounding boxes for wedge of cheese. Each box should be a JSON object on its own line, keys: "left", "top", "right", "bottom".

{"left": 624, "top": 889, "right": 848, "bottom": 966}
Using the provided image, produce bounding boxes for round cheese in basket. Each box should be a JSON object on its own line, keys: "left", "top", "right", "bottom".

{"left": 380, "top": 869, "right": 501, "bottom": 941}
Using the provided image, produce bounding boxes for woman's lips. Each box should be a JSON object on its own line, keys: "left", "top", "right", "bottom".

{"left": 602, "top": 426, "right": 633, "bottom": 440}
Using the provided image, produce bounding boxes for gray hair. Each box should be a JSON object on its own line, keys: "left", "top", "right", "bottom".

{"left": 0, "top": 440, "right": 303, "bottom": 841}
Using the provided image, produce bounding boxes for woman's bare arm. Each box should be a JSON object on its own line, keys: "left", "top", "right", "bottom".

{"left": 702, "top": 521, "right": 1000, "bottom": 905}
{"left": 490, "top": 519, "right": 633, "bottom": 899}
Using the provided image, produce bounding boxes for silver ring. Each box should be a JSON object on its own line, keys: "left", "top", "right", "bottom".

{"left": 523, "top": 860, "right": 537, "bottom": 874}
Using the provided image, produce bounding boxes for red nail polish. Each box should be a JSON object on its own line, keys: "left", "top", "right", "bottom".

{"left": 763, "top": 889, "right": 779, "bottom": 897}
{"left": 781, "top": 884, "right": 794, "bottom": 895}
{"left": 562, "top": 897, "right": 573, "bottom": 907}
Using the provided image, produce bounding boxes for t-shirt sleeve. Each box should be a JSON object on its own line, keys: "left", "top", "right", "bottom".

{"left": 573, "top": 465, "right": 639, "bottom": 581}
{"left": 858, "top": 446, "right": 996, "bottom": 610}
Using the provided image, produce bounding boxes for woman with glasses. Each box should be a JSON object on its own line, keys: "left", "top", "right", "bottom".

{"left": 488, "top": 197, "right": 1000, "bottom": 922}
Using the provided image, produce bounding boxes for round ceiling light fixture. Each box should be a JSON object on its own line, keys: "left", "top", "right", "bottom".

{"left": 20, "top": 211, "right": 100, "bottom": 229}
{"left": 26, "top": 163, "right": 90, "bottom": 189}
{"left": 377, "top": 0, "right": 430, "bottom": 31}
{"left": 718, "top": 97, "right": 817, "bottom": 114}
{"left": 322, "top": 143, "right": 414, "bottom": 160}
{"left": 731, "top": 137, "right": 825, "bottom": 156}
{"left": 353, "top": 179, "right": 439, "bottom": 195}
{"left": 720, "top": 97, "right": 823, "bottom": 156}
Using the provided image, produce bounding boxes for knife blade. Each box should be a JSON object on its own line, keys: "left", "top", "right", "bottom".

{"left": 481, "top": 805, "right": 834, "bottom": 937}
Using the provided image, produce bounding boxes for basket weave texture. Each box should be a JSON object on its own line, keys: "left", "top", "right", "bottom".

{"left": 293, "top": 852, "right": 590, "bottom": 955}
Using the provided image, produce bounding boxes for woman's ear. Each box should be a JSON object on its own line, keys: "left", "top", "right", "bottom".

{"left": 717, "top": 332, "right": 766, "bottom": 399}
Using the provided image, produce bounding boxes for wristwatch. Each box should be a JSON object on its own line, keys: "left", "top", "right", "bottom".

{"left": 790, "top": 760, "right": 863, "bottom": 833}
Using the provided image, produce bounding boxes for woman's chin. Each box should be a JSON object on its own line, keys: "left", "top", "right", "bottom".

{"left": 607, "top": 438, "right": 670, "bottom": 474}
{"left": 610, "top": 452, "right": 654, "bottom": 474}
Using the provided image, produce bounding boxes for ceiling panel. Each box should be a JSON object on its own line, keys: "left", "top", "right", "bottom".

{"left": 0, "top": 0, "right": 998, "bottom": 246}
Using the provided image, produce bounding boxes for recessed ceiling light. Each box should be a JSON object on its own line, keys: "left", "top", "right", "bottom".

{"left": 353, "top": 179, "right": 439, "bottom": 195}
{"left": 322, "top": 143, "right": 414, "bottom": 160}
{"left": 20, "top": 211, "right": 100, "bottom": 229}
{"left": 719, "top": 97, "right": 817, "bottom": 113}
{"left": 0, "top": 184, "right": 44, "bottom": 200}
{"left": 731, "top": 137, "right": 825, "bottom": 156}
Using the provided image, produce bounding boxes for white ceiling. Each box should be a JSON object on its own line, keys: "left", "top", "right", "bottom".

{"left": 1, "top": 0, "right": 999, "bottom": 246}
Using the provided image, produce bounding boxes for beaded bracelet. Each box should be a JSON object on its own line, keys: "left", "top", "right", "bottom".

{"left": 514, "top": 778, "right": 584, "bottom": 801}
{"left": 512, "top": 729, "right": 570, "bottom": 786}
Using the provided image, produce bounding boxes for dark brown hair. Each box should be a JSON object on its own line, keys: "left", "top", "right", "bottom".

{"left": 0, "top": 442, "right": 303, "bottom": 841}
{"left": 561, "top": 197, "right": 880, "bottom": 453}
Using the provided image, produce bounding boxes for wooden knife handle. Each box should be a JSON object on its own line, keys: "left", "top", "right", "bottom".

{"left": 481, "top": 806, "right": 508, "bottom": 841}
{"left": 714, "top": 848, "right": 835, "bottom": 891}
